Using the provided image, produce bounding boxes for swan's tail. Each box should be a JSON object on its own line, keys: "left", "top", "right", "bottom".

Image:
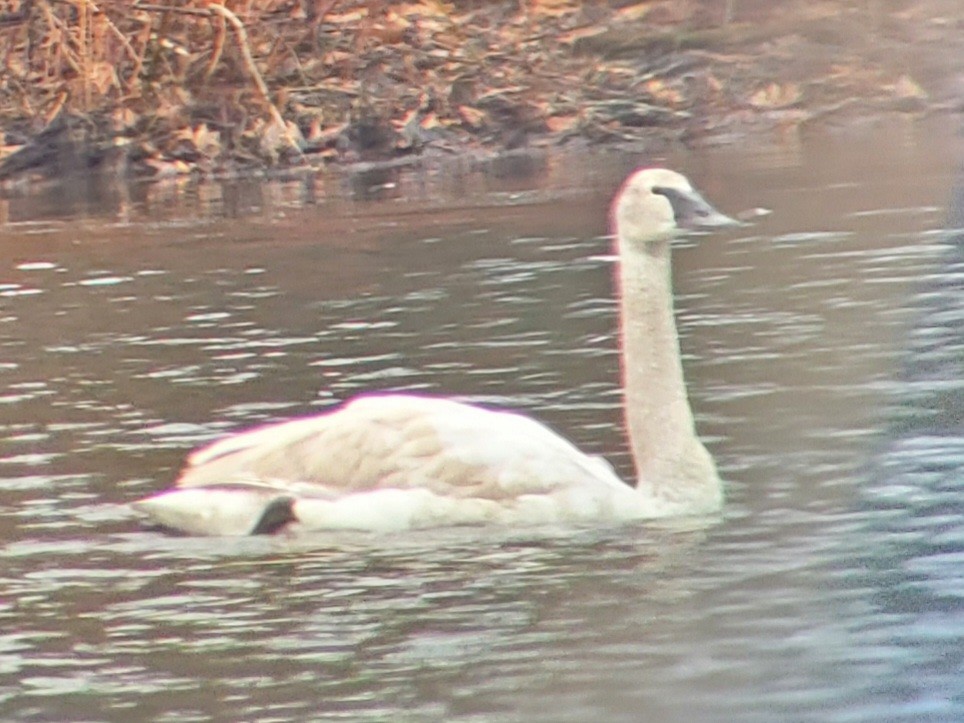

{"left": 132, "top": 486, "right": 295, "bottom": 536}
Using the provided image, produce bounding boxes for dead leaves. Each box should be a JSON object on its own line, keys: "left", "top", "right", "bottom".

{"left": 0, "top": 0, "right": 949, "bottom": 181}
{"left": 93, "top": 62, "right": 121, "bottom": 95}
{"left": 748, "top": 82, "right": 803, "bottom": 109}
{"left": 544, "top": 113, "right": 580, "bottom": 134}
{"left": 526, "top": 0, "right": 579, "bottom": 19}
{"left": 257, "top": 118, "right": 305, "bottom": 161}
{"left": 642, "top": 78, "right": 685, "bottom": 108}
{"left": 457, "top": 105, "right": 486, "bottom": 130}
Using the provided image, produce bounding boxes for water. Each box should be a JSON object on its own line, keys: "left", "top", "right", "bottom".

{"left": 0, "top": 121, "right": 961, "bottom": 721}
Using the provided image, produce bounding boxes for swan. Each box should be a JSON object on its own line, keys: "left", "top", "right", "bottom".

{"left": 133, "top": 168, "right": 738, "bottom": 535}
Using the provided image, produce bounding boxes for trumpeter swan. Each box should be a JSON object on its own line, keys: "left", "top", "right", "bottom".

{"left": 133, "top": 168, "right": 737, "bottom": 535}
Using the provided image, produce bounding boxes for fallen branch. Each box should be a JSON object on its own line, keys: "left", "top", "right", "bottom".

{"left": 207, "top": 3, "right": 302, "bottom": 158}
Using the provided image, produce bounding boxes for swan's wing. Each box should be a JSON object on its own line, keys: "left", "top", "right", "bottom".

{"left": 176, "top": 394, "right": 622, "bottom": 498}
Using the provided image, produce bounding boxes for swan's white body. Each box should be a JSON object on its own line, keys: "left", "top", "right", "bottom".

{"left": 133, "top": 169, "right": 737, "bottom": 536}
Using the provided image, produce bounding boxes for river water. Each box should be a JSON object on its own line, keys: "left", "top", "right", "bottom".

{"left": 0, "top": 120, "right": 961, "bottom": 721}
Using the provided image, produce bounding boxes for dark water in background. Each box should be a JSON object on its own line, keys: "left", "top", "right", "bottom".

{"left": 0, "top": 120, "right": 961, "bottom": 721}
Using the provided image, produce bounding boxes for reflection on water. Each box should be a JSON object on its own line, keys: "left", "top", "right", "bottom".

{"left": 844, "top": 160, "right": 964, "bottom": 722}
{"left": 0, "top": 122, "right": 962, "bottom": 721}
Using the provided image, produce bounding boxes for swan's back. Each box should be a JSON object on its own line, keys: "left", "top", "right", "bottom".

{"left": 179, "top": 394, "right": 617, "bottom": 497}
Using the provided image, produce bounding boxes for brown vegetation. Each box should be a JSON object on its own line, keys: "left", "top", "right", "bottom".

{"left": 0, "top": 0, "right": 960, "bottom": 181}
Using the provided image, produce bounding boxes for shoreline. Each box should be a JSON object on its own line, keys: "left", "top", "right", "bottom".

{"left": 0, "top": 0, "right": 962, "bottom": 187}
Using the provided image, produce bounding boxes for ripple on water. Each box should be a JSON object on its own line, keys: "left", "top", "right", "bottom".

{"left": 0, "top": 137, "right": 962, "bottom": 721}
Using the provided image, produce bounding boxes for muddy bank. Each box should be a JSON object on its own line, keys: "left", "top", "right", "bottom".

{"left": 0, "top": 0, "right": 962, "bottom": 185}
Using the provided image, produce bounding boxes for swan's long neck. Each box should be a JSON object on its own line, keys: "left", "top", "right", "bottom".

{"left": 618, "top": 236, "right": 721, "bottom": 513}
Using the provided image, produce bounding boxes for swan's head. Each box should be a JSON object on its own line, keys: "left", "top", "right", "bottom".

{"left": 613, "top": 168, "right": 737, "bottom": 245}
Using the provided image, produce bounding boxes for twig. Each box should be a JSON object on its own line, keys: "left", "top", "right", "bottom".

{"left": 309, "top": 0, "right": 341, "bottom": 26}
{"left": 87, "top": 0, "right": 147, "bottom": 89}
{"left": 78, "top": 0, "right": 91, "bottom": 111}
{"left": 203, "top": 12, "right": 227, "bottom": 83}
{"left": 131, "top": 3, "right": 211, "bottom": 18}
{"left": 38, "top": 0, "right": 83, "bottom": 76}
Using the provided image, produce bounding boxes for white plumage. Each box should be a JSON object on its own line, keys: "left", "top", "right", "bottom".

{"left": 133, "top": 169, "right": 737, "bottom": 535}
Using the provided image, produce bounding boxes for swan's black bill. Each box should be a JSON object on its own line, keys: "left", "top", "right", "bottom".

{"left": 653, "top": 185, "right": 739, "bottom": 230}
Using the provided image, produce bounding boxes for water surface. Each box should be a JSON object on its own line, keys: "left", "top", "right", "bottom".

{"left": 0, "top": 122, "right": 961, "bottom": 721}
